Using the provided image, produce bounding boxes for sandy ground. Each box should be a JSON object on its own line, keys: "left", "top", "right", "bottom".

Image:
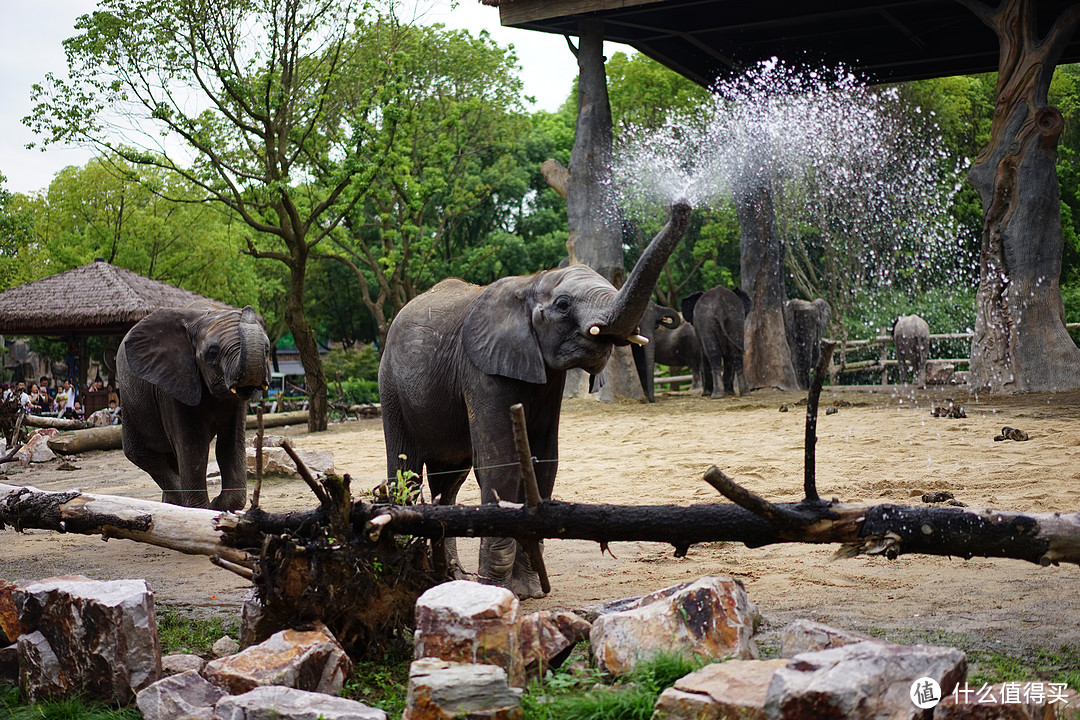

{"left": 3, "top": 384, "right": 1080, "bottom": 658}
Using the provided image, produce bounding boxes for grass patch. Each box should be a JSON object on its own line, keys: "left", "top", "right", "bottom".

{"left": 341, "top": 654, "right": 413, "bottom": 717}
{"left": 155, "top": 605, "right": 239, "bottom": 657}
{"left": 968, "top": 646, "right": 1080, "bottom": 689}
{"left": 0, "top": 684, "right": 138, "bottom": 720}
{"left": 522, "top": 650, "right": 708, "bottom": 720}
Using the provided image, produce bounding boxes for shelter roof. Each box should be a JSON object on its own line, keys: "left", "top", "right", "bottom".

{"left": 482, "top": 1, "right": 1080, "bottom": 86}
{"left": 0, "top": 259, "right": 225, "bottom": 337}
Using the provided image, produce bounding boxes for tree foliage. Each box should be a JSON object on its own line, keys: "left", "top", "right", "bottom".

{"left": 25, "top": 0, "right": 410, "bottom": 430}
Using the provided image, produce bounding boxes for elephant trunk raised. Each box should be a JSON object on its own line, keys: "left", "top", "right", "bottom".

{"left": 586, "top": 201, "right": 692, "bottom": 342}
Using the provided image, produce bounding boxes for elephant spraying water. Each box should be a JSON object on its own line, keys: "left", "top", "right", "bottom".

{"left": 379, "top": 201, "right": 692, "bottom": 598}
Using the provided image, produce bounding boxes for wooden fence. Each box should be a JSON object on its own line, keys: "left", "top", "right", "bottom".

{"left": 656, "top": 323, "right": 1080, "bottom": 389}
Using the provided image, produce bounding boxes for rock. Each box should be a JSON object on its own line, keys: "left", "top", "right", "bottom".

{"left": 518, "top": 610, "right": 591, "bottom": 679}
{"left": 14, "top": 429, "right": 58, "bottom": 464}
{"left": 934, "top": 682, "right": 1079, "bottom": 718}
{"left": 404, "top": 658, "right": 522, "bottom": 720}
{"left": 86, "top": 409, "right": 116, "bottom": 427}
{"left": 765, "top": 640, "right": 967, "bottom": 719}
{"left": 779, "top": 620, "right": 875, "bottom": 657}
{"left": 590, "top": 576, "right": 758, "bottom": 677}
{"left": 654, "top": 658, "right": 788, "bottom": 720}
{"left": 213, "top": 635, "right": 241, "bottom": 657}
{"left": 204, "top": 622, "right": 352, "bottom": 695}
{"left": 135, "top": 670, "right": 226, "bottom": 720}
{"left": 0, "top": 644, "right": 17, "bottom": 685}
{"left": 16, "top": 576, "right": 160, "bottom": 703}
{"left": 246, "top": 446, "right": 335, "bottom": 477}
{"left": 0, "top": 579, "right": 21, "bottom": 644}
{"left": 413, "top": 580, "right": 523, "bottom": 686}
{"left": 161, "top": 653, "right": 206, "bottom": 675}
{"left": 925, "top": 361, "right": 956, "bottom": 385}
{"left": 215, "top": 685, "right": 388, "bottom": 720}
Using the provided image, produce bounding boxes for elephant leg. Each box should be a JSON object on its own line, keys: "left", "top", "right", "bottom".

{"left": 699, "top": 354, "right": 714, "bottom": 396}
{"left": 175, "top": 444, "right": 212, "bottom": 509}
{"left": 722, "top": 355, "right": 736, "bottom": 395}
{"left": 212, "top": 416, "right": 248, "bottom": 511}
{"left": 426, "top": 462, "right": 471, "bottom": 580}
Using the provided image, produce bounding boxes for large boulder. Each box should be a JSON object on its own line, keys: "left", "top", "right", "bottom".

{"left": 518, "top": 610, "right": 591, "bottom": 680}
{"left": 654, "top": 659, "right": 788, "bottom": 720}
{"left": 590, "top": 576, "right": 758, "bottom": 676}
{"left": 779, "top": 619, "right": 875, "bottom": 657}
{"left": 16, "top": 576, "right": 160, "bottom": 703}
{"left": 204, "top": 622, "right": 352, "bottom": 695}
{"left": 215, "top": 685, "right": 387, "bottom": 720}
{"left": 413, "top": 581, "right": 523, "bottom": 687}
{"left": 403, "top": 658, "right": 522, "bottom": 720}
{"left": 135, "top": 670, "right": 226, "bottom": 720}
{"left": 765, "top": 640, "right": 967, "bottom": 719}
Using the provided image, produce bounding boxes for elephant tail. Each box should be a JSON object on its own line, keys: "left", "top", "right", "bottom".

{"left": 734, "top": 288, "right": 752, "bottom": 316}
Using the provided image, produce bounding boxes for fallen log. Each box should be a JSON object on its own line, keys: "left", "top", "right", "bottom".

{"left": 4, "top": 477, "right": 1080, "bottom": 568}
{"left": 44, "top": 411, "right": 310, "bottom": 454}
{"left": 24, "top": 415, "right": 93, "bottom": 431}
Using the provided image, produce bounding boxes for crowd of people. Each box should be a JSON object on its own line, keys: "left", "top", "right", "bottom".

{"left": 0, "top": 376, "right": 121, "bottom": 424}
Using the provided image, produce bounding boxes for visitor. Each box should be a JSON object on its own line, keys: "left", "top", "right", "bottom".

{"left": 15, "top": 382, "right": 30, "bottom": 410}
{"left": 0, "top": 383, "right": 11, "bottom": 402}
{"left": 26, "top": 384, "right": 48, "bottom": 415}
{"left": 39, "top": 376, "right": 57, "bottom": 404}
{"left": 107, "top": 398, "right": 121, "bottom": 425}
{"left": 70, "top": 400, "right": 85, "bottom": 420}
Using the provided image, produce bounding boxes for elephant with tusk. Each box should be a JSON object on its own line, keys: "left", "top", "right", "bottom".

{"left": 379, "top": 201, "right": 693, "bottom": 598}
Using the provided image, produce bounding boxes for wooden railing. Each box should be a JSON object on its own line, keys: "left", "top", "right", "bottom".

{"left": 829, "top": 322, "right": 1080, "bottom": 385}
{"left": 655, "top": 323, "right": 1080, "bottom": 389}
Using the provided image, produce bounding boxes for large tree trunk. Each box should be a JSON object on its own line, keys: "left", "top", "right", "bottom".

{"left": 961, "top": 0, "right": 1080, "bottom": 393}
{"left": 566, "top": 18, "right": 644, "bottom": 402}
{"left": 738, "top": 175, "right": 799, "bottom": 391}
{"left": 285, "top": 259, "right": 329, "bottom": 431}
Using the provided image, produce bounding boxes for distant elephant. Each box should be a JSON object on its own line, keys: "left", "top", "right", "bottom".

{"left": 116, "top": 302, "right": 271, "bottom": 511}
{"left": 682, "top": 286, "right": 750, "bottom": 398}
{"left": 784, "top": 298, "right": 832, "bottom": 390}
{"left": 630, "top": 302, "right": 682, "bottom": 403}
{"left": 380, "top": 202, "right": 692, "bottom": 598}
{"left": 892, "top": 314, "right": 930, "bottom": 387}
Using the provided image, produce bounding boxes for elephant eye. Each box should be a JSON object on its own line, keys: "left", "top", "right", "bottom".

{"left": 204, "top": 345, "right": 221, "bottom": 362}
{"left": 553, "top": 296, "right": 572, "bottom": 314}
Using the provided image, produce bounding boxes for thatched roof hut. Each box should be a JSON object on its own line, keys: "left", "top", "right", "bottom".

{"left": 0, "top": 259, "right": 224, "bottom": 337}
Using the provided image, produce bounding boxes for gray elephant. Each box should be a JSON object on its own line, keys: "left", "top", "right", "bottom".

{"left": 682, "top": 286, "right": 750, "bottom": 398}
{"left": 892, "top": 314, "right": 930, "bottom": 387}
{"left": 380, "top": 202, "right": 692, "bottom": 598}
{"left": 116, "top": 301, "right": 271, "bottom": 511}
{"left": 784, "top": 298, "right": 832, "bottom": 390}
{"left": 632, "top": 301, "right": 699, "bottom": 402}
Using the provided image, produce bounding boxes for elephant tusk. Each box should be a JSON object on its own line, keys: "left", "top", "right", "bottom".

{"left": 627, "top": 334, "right": 650, "bottom": 346}
{"left": 229, "top": 387, "right": 238, "bottom": 395}
{"left": 589, "top": 326, "right": 601, "bottom": 336}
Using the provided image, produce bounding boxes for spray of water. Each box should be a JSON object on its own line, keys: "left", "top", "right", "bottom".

{"left": 612, "top": 58, "right": 972, "bottom": 316}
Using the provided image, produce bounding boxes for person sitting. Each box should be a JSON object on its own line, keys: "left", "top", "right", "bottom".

{"left": 107, "top": 398, "right": 122, "bottom": 425}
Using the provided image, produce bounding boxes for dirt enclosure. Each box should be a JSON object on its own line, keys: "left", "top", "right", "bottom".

{"left": 3, "top": 385, "right": 1080, "bottom": 659}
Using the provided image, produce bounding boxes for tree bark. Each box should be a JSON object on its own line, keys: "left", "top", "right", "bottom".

{"left": 566, "top": 19, "right": 644, "bottom": 402}
{"left": 738, "top": 175, "right": 799, "bottom": 391}
{"left": 961, "top": 0, "right": 1080, "bottom": 393}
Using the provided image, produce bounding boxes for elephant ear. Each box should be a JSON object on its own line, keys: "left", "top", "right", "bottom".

{"left": 123, "top": 308, "right": 203, "bottom": 406}
{"left": 463, "top": 277, "right": 547, "bottom": 384}
{"left": 681, "top": 291, "right": 703, "bottom": 325}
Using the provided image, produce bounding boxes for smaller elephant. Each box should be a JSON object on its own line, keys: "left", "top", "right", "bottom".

{"left": 116, "top": 301, "right": 271, "bottom": 510}
{"left": 892, "top": 314, "right": 931, "bottom": 387}
{"left": 785, "top": 298, "right": 832, "bottom": 390}
{"left": 682, "top": 286, "right": 750, "bottom": 398}
{"left": 632, "top": 301, "right": 690, "bottom": 402}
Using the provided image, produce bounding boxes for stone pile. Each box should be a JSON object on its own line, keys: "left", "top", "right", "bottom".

{"left": 4, "top": 572, "right": 1077, "bottom": 720}
{"left": 0, "top": 575, "right": 385, "bottom": 719}
{"left": 404, "top": 576, "right": 757, "bottom": 719}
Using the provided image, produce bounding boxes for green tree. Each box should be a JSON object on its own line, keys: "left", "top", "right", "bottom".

{"left": 25, "top": 0, "right": 404, "bottom": 431}
{"left": 0, "top": 173, "right": 37, "bottom": 289}
{"left": 322, "top": 22, "right": 534, "bottom": 347}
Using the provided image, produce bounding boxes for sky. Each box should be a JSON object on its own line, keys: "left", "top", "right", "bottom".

{"left": 0, "top": 1, "right": 628, "bottom": 195}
